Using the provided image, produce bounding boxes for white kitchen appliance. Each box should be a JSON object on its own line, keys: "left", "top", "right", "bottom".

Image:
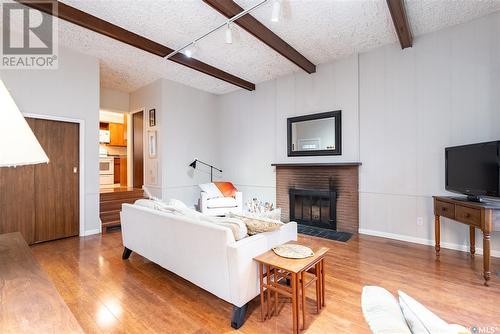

{"left": 99, "top": 129, "right": 110, "bottom": 144}
{"left": 99, "top": 157, "right": 114, "bottom": 185}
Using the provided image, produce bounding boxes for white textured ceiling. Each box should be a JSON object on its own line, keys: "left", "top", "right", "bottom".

{"left": 10, "top": 1, "right": 500, "bottom": 94}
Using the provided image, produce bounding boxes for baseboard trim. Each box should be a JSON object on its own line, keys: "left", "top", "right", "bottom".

{"left": 358, "top": 228, "right": 500, "bottom": 258}
{"left": 82, "top": 228, "right": 101, "bottom": 236}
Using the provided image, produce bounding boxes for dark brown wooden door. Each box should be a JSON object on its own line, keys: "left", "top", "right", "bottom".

{"left": 0, "top": 118, "right": 79, "bottom": 244}
{"left": 0, "top": 119, "right": 36, "bottom": 244}
{"left": 33, "top": 118, "right": 79, "bottom": 243}
{"left": 133, "top": 111, "right": 144, "bottom": 188}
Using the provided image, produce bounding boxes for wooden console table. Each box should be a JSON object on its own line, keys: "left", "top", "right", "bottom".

{"left": 433, "top": 196, "right": 500, "bottom": 286}
{"left": 0, "top": 232, "right": 83, "bottom": 333}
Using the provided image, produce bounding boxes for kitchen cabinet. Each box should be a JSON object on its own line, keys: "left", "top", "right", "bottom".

{"left": 109, "top": 123, "right": 126, "bottom": 147}
{"left": 113, "top": 157, "right": 128, "bottom": 186}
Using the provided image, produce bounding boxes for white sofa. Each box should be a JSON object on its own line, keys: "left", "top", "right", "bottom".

{"left": 200, "top": 191, "right": 243, "bottom": 216}
{"left": 120, "top": 203, "right": 297, "bottom": 329}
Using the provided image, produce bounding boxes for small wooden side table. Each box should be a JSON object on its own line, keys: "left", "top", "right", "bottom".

{"left": 254, "top": 244, "right": 329, "bottom": 334}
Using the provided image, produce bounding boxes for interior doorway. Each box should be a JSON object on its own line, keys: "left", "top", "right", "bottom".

{"left": 132, "top": 111, "right": 144, "bottom": 188}
{"left": 99, "top": 110, "right": 128, "bottom": 189}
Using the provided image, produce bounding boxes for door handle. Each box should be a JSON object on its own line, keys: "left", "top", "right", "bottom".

{"left": 73, "top": 167, "right": 78, "bottom": 174}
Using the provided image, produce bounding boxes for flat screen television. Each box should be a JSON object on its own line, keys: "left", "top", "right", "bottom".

{"left": 445, "top": 141, "right": 500, "bottom": 201}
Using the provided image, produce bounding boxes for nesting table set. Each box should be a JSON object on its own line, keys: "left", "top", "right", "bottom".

{"left": 254, "top": 244, "right": 329, "bottom": 334}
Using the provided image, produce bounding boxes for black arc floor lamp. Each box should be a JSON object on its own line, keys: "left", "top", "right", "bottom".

{"left": 189, "top": 159, "right": 222, "bottom": 182}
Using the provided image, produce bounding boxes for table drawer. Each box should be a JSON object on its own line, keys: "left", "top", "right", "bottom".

{"left": 455, "top": 206, "right": 481, "bottom": 227}
{"left": 435, "top": 200, "right": 455, "bottom": 219}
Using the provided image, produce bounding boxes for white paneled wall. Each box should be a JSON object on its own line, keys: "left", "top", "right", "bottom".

{"left": 216, "top": 56, "right": 359, "bottom": 204}
{"left": 215, "top": 12, "right": 500, "bottom": 256}
{"left": 359, "top": 12, "right": 500, "bottom": 255}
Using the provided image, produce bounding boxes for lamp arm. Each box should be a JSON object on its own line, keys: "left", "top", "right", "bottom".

{"left": 194, "top": 159, "right": 222, "bottom": 173}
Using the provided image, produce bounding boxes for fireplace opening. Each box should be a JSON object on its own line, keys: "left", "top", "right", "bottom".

{"left": 289, "top": 188, "right": 337, "bottom": 230}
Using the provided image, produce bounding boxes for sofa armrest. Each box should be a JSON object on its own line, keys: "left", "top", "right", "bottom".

{"left": 226, "top": 234, "right": 268, "bottom": 308}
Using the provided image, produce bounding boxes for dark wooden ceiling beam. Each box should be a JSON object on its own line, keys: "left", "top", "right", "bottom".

{"left": 386, "top": 0, "right": 413, "bottom": 49}
{"left": 16, "top": 0, "right": 255, "bottom": 91}
{"left": 203, "top": 0, "right": 316, "bottom": 74}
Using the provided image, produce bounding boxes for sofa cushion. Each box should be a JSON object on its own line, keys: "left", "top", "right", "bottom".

{"left": 134, "top": 199, "right": 171, "bottom": 211}
{"left": 214, "top": 181, "right": 238, "bottom": 197}
{"left": 199, "top": 183, "right": 223, "bottom": 199}
{"left": 398, "top": 291, "right": 454, "bottom": 334}
{"left": 361, "top": 286, "right": 412, "bottom": 334}
{"left": 166, "top": 198, "right": 189, "bottom": 209}
{"left": 207, "top": 196, "right": 238, "bottom": 208}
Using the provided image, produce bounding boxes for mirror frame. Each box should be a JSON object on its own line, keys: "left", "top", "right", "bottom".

{"left": 287, "top": 110, "right": 342, "bottom": 157}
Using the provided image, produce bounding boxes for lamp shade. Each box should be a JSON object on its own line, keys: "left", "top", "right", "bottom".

{"left": 189, "top": 160, "right": 197, "bottom": 169}
{"left": 0, "top": 79, "right": 49, "bottom": 167}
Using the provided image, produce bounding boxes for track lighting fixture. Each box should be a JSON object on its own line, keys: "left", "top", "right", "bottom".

{"left": 271, "top": 0, "right": 281, "bottom": 22}
{"left": 166, "top": 0, "right": 282, "bottom": 59}
{"left": 225, "top": 23, "right": 233, "bottom": 44}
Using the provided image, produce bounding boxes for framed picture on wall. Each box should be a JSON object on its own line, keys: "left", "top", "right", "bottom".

{"left": 149, "top": 109, "right": 156, "bottom": 127}
{"left": 148, "top": 130, "right": 157, "bottom": 158}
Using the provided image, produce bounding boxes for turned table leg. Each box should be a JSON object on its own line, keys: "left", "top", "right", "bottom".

{"left": 435, "top": 215, "right": 441, "bottom": 257}
{"left": 291, "top": 272, "right": 298, "bottom": 334}
{"left": 469, "top": 226, "right": 476, "bottom": 256}
{"left": 259, "top": 263, "right": 265, "bottom": 321}
{"left": 483, "top": 232, "right": 491, "bottom": 286}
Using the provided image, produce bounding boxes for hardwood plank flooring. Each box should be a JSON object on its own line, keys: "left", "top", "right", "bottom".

{"left": 30, "top": 232, "right": 500, "bottom": 333}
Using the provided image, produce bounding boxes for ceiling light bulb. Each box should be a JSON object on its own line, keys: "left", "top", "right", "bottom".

{"left": 225, "top": 23, "right": 232, "bottom": 44}
{"left": 184, "top": 43, "right": 196, "bottom": 58}
{"left": 271, "top": 0, "right": 280, "bottom": 22}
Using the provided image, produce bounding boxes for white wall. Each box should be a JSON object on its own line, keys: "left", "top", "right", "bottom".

{"left": 100, "top": 87, "right": 130, "bottom": 113}
{"left": 0, "top": 46, "right": 101, "bottom": 235}
{"left": 215, "top": 12, "right": 500, "bottom": 255}
{"left": 216, "top": 55, "right": 359, "bottom": 204}
{"left": 130, "top": 79, "right": 218, "bottom": 206}
{"left": 358, "top": 12, "right": 500, "bottom": 255}
{"left": 129, "top": 79, "right": 163, "bottom": 198}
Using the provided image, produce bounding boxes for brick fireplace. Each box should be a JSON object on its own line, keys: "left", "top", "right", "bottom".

{"left": 273, "top": 163, "right": 360, "bottom": 234}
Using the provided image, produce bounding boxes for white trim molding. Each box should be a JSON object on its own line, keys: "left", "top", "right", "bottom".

{"left": 359, "top": 228, "right": 500, "bottom": 258}
{"left": 22, "top": 112, "right": 88, "bottom": 237}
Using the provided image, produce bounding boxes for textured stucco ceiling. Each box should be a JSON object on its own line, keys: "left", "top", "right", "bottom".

{"left": 7, "top": 0, "right": 500, "bottom": 94}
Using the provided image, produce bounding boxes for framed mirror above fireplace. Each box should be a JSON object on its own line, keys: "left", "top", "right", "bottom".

{"left": 287, "top": 110, "right": 341, "bottom": 156}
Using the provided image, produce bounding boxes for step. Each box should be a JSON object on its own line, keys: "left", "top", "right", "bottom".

{"left": 102, "top": 220, "right": 121, "bottom": 229}
{"left": 100, "top": 210, "right": 121, "bottom": 223}
{"left": 100, "top": 197, "right": 139, "bottom": 212}
{"left": 100, "top": 189, "right": 145, "bottom": 202}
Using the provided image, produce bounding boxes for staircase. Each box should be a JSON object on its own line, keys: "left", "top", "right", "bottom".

{"left": 100, "top": 188, "right": 145, "bottom": 231}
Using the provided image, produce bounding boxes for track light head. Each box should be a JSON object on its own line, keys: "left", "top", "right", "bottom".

{"left": 271, "top": 0, "right": 280, "bottom": 22}
{"left": 225, "top": 23, "right": 232, "bottom": 44}
{"left": 184, "top": 42, "right": 197, "bottom": 58}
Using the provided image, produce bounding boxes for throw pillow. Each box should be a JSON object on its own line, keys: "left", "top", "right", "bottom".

{"left": 211, "top": 217, "right": 247, "bottom": 241}
{"left": 199, "top": 183, "right": 224, "bottom": 199}
{"left": 398, "top": 291, "right": 454, "bottom": 334}
{"left": 214, "top": 181, "right": 238, "bottom": 197}
{"left": 229, "top": 213, "right": 283, "bottom": 235}
{"left": 361, "top": 286, "right": 412, "bottom": 334}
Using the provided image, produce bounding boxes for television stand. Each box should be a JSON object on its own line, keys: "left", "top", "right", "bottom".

{"left": 433, "top": 196, "right": 500, "bottom": 286}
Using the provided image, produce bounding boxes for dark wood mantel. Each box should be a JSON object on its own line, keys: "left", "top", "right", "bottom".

{"left": 272, "top": 162, "right": 362, "bottom": 167}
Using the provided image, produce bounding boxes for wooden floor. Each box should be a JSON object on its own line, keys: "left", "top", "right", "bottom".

{"left": 30, "top": 232, "right": 500, "bottom": 333}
